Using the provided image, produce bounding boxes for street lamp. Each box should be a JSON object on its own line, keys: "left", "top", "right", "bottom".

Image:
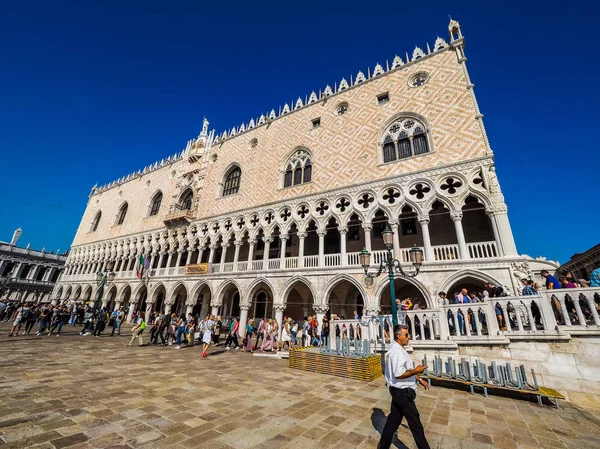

{"left": 94, "top": 262, "right": 115, "bottom": 312}
{"left": 360, "top": 226, "right": 424, "bottom": 326}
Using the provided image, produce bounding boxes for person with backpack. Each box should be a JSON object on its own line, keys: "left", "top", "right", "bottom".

{"left": 93, "top": 308, "right": 109, "bottom": 336}
{"left": 49, "top": 305, "right": 69, "bottom": 336}
{"left": 9, "top": 302, "right": 30, "bottom": 336}
{"left": 24, "top": 305, "right": 39, "bottom": 335}
{"left": 127, "top": 312, "right": 146, "bottom": 346}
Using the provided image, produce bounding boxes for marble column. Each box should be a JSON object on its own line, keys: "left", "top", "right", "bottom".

{"left": 114, "top": 300, "right": 121, "bottom": 313}
{"left": 186, "top": 250, "right": 193, "bottom": 265}
{"left": 274, "top": 304, "right": 285, "bottom": 340}
{"left": 389, "top": 221, "right": 401, "bottom": 260}
{"left": 297, "top": 232, "right": 307, "bottom": 268}
{"left": 339, "top": 227, "right": 348, "bottom": 266}
{"left": 233, "top": 240, "right": 242, "bottom": 271}
{"left": 486, "top": 210, "right": 504, "bottom": 257}
{"left": 164, "top": 302, "right": 172, "bottom": 315}
{"left": 157, "top": 253, "right": 165, "bottom": 269}
{"left": 262, "top": 237, "right": 272, "bottom": 270}
{"left": 450, "top": 212, "right": 469, "bottom": 260}
{"left": 211, "top": 305, "right": 219, "bottom": 317}
{"left": 279, "top": 235, "right": 288, "bottom": 269}
{"left": 362, "top": 224, "right": 372, "bottom": 252}
{"left": 186, "top": 304, "right": 193, "bottom": 316}
{"left": 238, "top": 304, "right": 250, "bottom": 337}
{"left": 317, "top": 229, "right": 326, "bottom": 267}
{"left": 492, "top": 209, "right": 518, "bottom": 256}
{"left": 208, "top": 245, "right": 216, "bottom": 264}
{"left": 166, "top": 251, "right": 174, "bottom": 269}
{"left": 220, "top": 243, "right": 228, "bottom": 271}
{"left": 418, "top": 217, "right": 434, "bottom": 261}
{"left": 314, "top": 305, "right": 329, "bottom": 337}
{"left": 149, "top": 253, "right": 157, "bottom": 270}
{"left": 247, "top": 240, "right": 256, "bottom": 267}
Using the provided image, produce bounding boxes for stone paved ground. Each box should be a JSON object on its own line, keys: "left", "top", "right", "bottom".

{"left": 1, "top": 322, "right": 600, "bottom": 449}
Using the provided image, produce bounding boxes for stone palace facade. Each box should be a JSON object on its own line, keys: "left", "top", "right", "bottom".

{"left": 53, "top": 20, "right": 558, "bottom": 329}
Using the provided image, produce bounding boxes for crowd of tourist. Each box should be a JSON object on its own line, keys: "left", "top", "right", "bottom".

{"left": 2, "top": 266, "right": 599, "bottom": 348}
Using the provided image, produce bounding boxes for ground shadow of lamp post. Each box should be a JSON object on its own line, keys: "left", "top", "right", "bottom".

{"left": 360, "top": 226, "right": 424, "bottom": 327}
{"left": 94, "top": 261, "right": 115, "bottom": 312}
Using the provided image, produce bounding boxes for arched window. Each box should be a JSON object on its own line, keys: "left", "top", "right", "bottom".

{"left": 283, "top": 149, "right": 312, "bottom": 188}
{"left": 179, "top": 189, "right": 194, "bottom": 210}
{"left": 149, "top": 192, "right": 162, "bottom": 216}
{"left": 222, "top": 166, "right": 241, "bottom": 196}
{"left": 381, "top": 116, "right": 430, "bottom": 163}
{"left": 116, "top": 203, "right": 128, "bottom": 225}
{"left": 91, "top": 211, "right": 101, "bottom": 232}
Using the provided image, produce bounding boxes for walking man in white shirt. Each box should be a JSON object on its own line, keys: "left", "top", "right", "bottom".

{"left": 378, "top": 325, "right": 431, "bottom": 449}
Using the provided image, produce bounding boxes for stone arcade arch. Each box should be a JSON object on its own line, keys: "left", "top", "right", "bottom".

{"left": 279, "top": 276, "right": 316, "bottom": 321}
{"left": 190, "top": 282, "right": 212, "bottom": 318}
{"left": 216, "top": 280, "right": 243, "bottom": 319}
{"left": 376, "top": 275, "right": 431, "bottom": 312}
{"left": 246, "top": 278, "right": 276, "bottom": 320}
{"left": 323, "top": 274, "right": 369, "bottom": 318}
{"left": 120, "top": 285, "right": 132, "bottom": 313}
{"left": 439, "top": 269, "right": 503, "bottom": 299}
{"left": 169, "top": 283, "right": 187, "bottom": 317}
{"left": 105, "top": 285, "right": 118, "bottom": 312}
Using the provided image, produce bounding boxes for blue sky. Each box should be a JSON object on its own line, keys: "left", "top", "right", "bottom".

{"left": 0, "top": 1, "right": 597, "bottom": 264}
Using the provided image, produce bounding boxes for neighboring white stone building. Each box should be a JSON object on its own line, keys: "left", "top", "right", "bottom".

{"left": 0, "top": 229, "right": 67, "bottom": 302}
{"left": 54, "top": 20, "right": 559, "bottom": 326}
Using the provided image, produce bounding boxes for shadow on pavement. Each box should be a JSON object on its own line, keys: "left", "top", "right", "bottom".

{"left": 371, "top": 407, "right": 410, "bottom": 449}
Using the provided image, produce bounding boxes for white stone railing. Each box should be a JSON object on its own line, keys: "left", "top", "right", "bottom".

{"left": 433, "top": 244, "right": 459, "bottom": 261}
{"left": 304, "top": 255, "right": 318, "bottom": 268}
{"left": 467, "top": 241, "right": 498, "bottom": 259}
{"left": 59, "top": 241, "right": 503, "bottom": 282}
{"left": 543, "top": 287, "right": 600, "bottom": 334}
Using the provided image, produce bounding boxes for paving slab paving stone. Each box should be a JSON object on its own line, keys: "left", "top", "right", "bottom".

{"left": 1, "top": 322, "right": 600, "bottom": 449}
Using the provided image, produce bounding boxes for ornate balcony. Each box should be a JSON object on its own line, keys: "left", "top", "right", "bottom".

{"left": 163, "top": 210, "right": 195, "bottom": 225}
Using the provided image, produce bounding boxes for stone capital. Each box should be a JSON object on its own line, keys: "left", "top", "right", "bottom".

{"left": 273, "top": 304, "right": 286, "bottom": 312}
{"left": 262, "top": 237, "right": 273, "bottom": 244}
{"left": 388, "top": 220, "right": 399, "bottom": 227}
{"left": 450, "top": 211, "right": 463, "bottom": 221}
{"left": 316, "top": 229, "right": 327, "bottom": 237}
{"left": 280, "top": 234, "right": 289, "bottom": 241}
{"left": 418, "top": 216, "right": 430, "bottom": 225}
{"left": 297, "top": 232, "right": 308, "bottom": 239}
{"left": 249, "top": 239, "right": 257, "bottom": 246}
{"left": 234, "top": 240, "right": 243, "bottom": 247}
{"left": 362, "top": 223, "right": 373, "bottom": 232}
{"left": 338, "top": 226, "right": 348, "bottom": 234}
{"left": 221, "top": 243, "right": 229, "bottom": 249}
{"left": 313, "top": 305, "right": 329, "bottom": 314}
{"left": 239, "top": 303, "right": 251, "bottom": 311}
{"left": 209, "top": 244, "right": 219, "bottom": 250}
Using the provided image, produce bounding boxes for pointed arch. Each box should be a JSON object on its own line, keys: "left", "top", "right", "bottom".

{"left": 215, "top": 279, "right": 243, "bottom": 305}
{"left": 221, "top": 164, "right": 242, "bottom": 197}
{"left": 438, "top": 269, "right": 503, "bottom": 296}
{"left": 245, "top": 277, "right": 276, "bottom": 304}
{"left": 90, "top": 211, "right": 102, "bottom": 232}
{"left": 279, "top": 275, "right": 317, "bottom": 306}
{"left": 374, "top": 274, "right": 432, "bottom": 309}
{"left": 149, "top": 190, "right": 163, "bottom": 216}
{"left": 115, "top": 202, "right": 128, "bottom": 225}
{"left": 322, "top": 274, "right": 370, "bottom": 309}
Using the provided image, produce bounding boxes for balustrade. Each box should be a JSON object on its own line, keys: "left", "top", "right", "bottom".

{"left": 250, "top": 260, "right": 263, "bottom": 271}
{"left": 303, "top": 255, "right": 318, "bottom": 268}
{"left": 324, "top": 254, "right": 341, "bottom": 267}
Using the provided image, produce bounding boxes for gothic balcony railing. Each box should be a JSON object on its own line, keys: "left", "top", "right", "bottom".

{"left": 163, "top": 210, "right": 195, "bottom": 225}
{"left": 59, "top": 241, "right": 502, "bottom": 283}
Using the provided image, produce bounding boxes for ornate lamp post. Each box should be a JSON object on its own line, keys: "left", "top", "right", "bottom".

{"left": 360, "top": 226, "right": 424, "bottom": 326}
{"left": 94, "top": 262, "right": 115, "bottom": 312}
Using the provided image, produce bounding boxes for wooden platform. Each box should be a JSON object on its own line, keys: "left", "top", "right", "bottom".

{"left": 422, "top": 375, "right": 565, "bottom": 408}
{"left": 289, "top": 347, "right": 383, "bottom": 382}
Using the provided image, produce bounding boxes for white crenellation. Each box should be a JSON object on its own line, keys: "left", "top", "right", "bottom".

{"left": 92, "top": 35, "right": 452, "bottom": 195}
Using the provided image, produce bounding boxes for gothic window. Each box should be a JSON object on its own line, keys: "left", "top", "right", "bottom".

{"left": 283, "top": 149, "right": 313, "bottom": 188}
{"left": 116, "top": 203, "right": 128, "bottom": 225}
{"left": 381, "top": 116, "right": 430, "bottom": 163}
{"left": 91, "top": 211, "right": 101, "bottom": 232}
{"left": 149, "top": 192, "right": 162, "bottom": 216}
{"left": 179, "top": 189, "right": 194, "bottom": 210}
{"left": 222, "top": 166, "right": 241, "bottom": 197}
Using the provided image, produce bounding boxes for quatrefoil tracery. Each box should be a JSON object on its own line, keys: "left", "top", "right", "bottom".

{"left": 440, "top": 177, "right": 462, "bottom": 195}
{"left": 336, "top": 197, "right": 350, "bottom": 212}
{"left": 382, "top": 188, "right": 400, "bottom": 204}
{"left": 358, "top": 193, "right": 375, "bottom": 209}
{"left": 409, "top": 183, "right": 431, "bottom": 200}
